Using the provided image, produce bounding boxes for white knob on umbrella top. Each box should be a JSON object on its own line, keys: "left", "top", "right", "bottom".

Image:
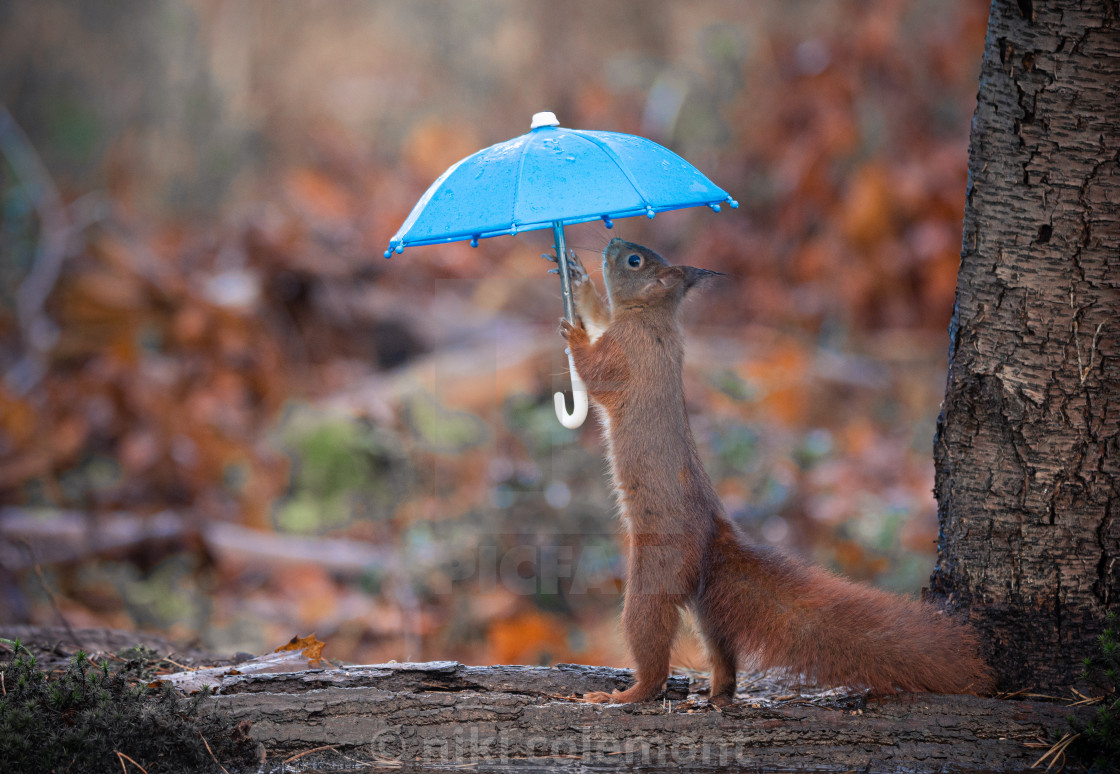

{"left": 531, "top": 111, "right": 559, "bottom": 129}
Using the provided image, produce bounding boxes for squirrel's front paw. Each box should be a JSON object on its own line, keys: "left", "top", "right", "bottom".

{"left": 559, "top": 318, "right": 589, "bottom": 346}
{"left": 543, "top": 249, "right": 589, "bottom": 286}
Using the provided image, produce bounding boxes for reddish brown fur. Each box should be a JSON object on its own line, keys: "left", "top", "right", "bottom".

{"left": 559, "top": 238, "right": 993, "bottom": 705}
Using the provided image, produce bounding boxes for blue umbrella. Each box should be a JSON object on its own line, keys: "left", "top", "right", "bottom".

{"left": 385, "top": 112, "right": 736, "bottom": 427}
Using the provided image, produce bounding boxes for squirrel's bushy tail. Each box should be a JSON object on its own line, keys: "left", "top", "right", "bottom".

{"left": 702, "top": 525, "right": 993, "bottom": 695}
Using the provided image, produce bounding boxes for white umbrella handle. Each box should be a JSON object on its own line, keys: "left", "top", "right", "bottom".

{"left": 554, "top": 348, "right": 589, "bottom": 428}
{"left": 551, "top": 220, "right": 588, "bottom": 429}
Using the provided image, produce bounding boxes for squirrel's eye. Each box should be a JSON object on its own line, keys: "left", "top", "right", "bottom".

{"left": 627, "top": 254, "right": 642, "bottom": 268}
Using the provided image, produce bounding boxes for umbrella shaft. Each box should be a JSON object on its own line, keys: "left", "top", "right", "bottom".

{"left": 553, "top": 221, "right": 575, "bottom": 322}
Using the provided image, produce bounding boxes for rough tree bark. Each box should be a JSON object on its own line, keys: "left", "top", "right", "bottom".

{"left": 930, "top": 0, "right": 1120, "bottom": 692}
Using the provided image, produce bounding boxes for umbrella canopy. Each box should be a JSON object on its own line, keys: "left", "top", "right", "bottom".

{"left": 384, "top": 112, "right": 736, "bottom": 256}
{"left": 384, "top": 113, "right": 736, "bottom": 428}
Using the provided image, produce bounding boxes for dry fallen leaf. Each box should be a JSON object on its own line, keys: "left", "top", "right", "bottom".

{"left": 275, "top": 633, "right": 326, "bottom": 666}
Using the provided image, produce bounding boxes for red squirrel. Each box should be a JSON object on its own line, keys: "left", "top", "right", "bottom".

{"left": 555, "top": 237, "right": 993, "bottom": 706}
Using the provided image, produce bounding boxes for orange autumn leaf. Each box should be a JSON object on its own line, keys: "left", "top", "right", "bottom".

{"left": 838, "top": 163, "right": 895, "bottom": 246}
{"left": 284, "top": 167, "right": 352, "bottom": 224}
{"left": 487, "top": 611, "right": 569, "bottom": 666}
{"left": 833, "top": 539, "right": 890, "bottom": 582}
{"left": 275, "top": 633, "right": 326, "bottom": 666}
{"left": 839, "top": 418, "right": 879, "bottom": 457}
{"left": 402, "top": 118, "right": 481, "bottom": 183}
{"left": 0, "top": 386, "right": 37, "bottom": 449}
{"left": 740, "top": 347, "right": 811, "bottom": 425}
{"left": 51, "top": 414, "right": 91, "bottom": 465}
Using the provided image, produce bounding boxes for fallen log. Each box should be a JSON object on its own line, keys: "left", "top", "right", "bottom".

{"left": 0, "top": 626, "right": 1085, "bottom": 772}
{"left": 204, "top": 661, "right": 1077, "bottom": 772}
{"left": 0, "top": 507, "right": 393, "bottom": 574}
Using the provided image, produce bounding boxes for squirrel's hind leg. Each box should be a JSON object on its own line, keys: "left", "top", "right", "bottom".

{"left": 699, "top": 622, "right": 738, "bottom": 707}
{"left": 585, "top": 590, "right": 681, "bottom": 704}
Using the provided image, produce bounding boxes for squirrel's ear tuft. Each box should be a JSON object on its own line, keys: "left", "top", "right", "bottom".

{"left": 677, "top": 266, "right": 725, "bottom": 292}
{"left": 648, "top": 265, "right": 724, "bottom": 300}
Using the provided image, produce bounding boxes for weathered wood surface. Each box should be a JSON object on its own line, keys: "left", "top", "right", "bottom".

{"left": 2, "top": 626, "right": 1085, "bottom": 772}
{"left": 203, "top": 660, "right": 1078, "bottom": 773}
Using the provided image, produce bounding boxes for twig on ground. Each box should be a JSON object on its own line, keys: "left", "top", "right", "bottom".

{"left": 115, "top": 751, "right": 150, "bottom": 774}
{"left": 1030, "top": 732, "right": 1079, "bottom": 771}
{"left": 162, "top": 657, "right": 197, "bottom": 672}
{"left": 1067, "top": 695, "right": 1103, "bottom": 707}
{"left": 281, "top": 745, "right": 369, "bottom": 768}
{"left": 198, "top": 732, "right": 230, "bottom": 774}
{"left": 998, "top": 686, "right": 1037, "bottom": 699}
{"left": 18, "top": 540, "right": 83, "bottom": 652}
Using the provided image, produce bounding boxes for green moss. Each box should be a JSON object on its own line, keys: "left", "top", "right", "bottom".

{"left": 0, "top": 640, "right": 256, "bottom": 773}
{"left": 1074, "top": 613, "right": 1120, "bottom": 770}
{"left": 272, "top": 406, "right": 412, "bottom": 533}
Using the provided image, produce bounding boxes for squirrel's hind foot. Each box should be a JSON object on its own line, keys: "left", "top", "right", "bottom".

{"left": 709, "top": 692, "right": 735, "bottom": 708}
{"left": 584, "top": 683, "right": 662, "bottom": 704}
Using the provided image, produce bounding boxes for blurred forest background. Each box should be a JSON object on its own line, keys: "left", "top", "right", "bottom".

{"left": 0, "top": 0, "right": 988, "bottom": 670}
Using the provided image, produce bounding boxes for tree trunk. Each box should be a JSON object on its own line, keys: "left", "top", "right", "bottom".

{"left": 931, "top": 0, "right": 1120, "bottom": 692}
